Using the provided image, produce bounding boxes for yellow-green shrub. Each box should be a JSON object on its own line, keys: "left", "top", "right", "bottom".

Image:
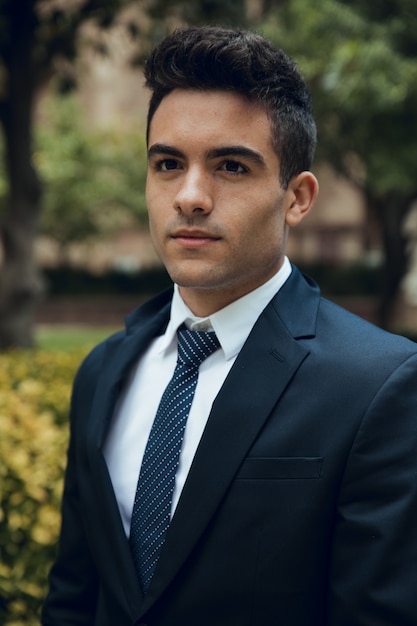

{"left": 0, "top": 349, "right": 87, "bottom": 626}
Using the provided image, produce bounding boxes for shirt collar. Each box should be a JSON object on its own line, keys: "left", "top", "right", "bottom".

{"left": 159, "top": 256, "right": 292, "bottom": 360}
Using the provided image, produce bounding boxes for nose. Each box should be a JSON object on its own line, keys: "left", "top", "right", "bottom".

{"left": 173, "top": 167, "right": 213, "bottom": 216}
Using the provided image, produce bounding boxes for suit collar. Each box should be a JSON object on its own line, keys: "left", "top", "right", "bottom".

{"left": 123, "top": 263, "right": 319, "bottom": 343}
{"left": 271, "top": 265, "right": 320, "bottom": 339}
{"left": 163, "top": 257, "right": 293, "bottom": 360}
{"left": 125, "top": 287, "right": 173, "bottom": 335}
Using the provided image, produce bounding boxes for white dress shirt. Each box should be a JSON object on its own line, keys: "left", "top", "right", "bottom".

{"left": 103, "top": 257, "right": 292, "bottom": 536}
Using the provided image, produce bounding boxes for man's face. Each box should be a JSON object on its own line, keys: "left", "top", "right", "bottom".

{"left": 146, "top": 89, "right": 302, "bottom": 316}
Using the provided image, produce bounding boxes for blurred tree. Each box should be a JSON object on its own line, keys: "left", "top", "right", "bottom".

{"left": 36, "top": 94, "right": 148, "bottom": 262}
{"left": 261, "top": 0, "right": 417, "bottom": 328}
{"left": 0, "top": 0, "right": 126, "bottom": 349}
{"left": 0, "top": 0, "right": 43, "bottom": 349}
{"left": 0, "top": 0, "right": 249, "bottom": 350}
{"left": 146, "top": 0, "right": 247, "bottom": 27}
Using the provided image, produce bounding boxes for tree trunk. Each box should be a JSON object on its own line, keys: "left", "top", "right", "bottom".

{"left": 0, "top": 0, "right": 43, "bottom": 349}
{"left": 369, "top": 192, "right": 411, "bottom": 330}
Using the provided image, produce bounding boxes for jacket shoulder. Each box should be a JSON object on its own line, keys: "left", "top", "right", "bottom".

{"left": 72, "top": 287, "right": 174, "bottom": 403}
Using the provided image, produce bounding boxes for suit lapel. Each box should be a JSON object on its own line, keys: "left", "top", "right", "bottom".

{"left": 142, "top": 268, "right": 319, "bottom": 610}
{"left": 88, "top": 290, "right": 173, "bottom": 449}
{"left": 83, "top": 290, "right": 173, "bottom": 612}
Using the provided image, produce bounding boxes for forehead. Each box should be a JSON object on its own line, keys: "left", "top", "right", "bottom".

{"left": 148, "top": 89, "right": 275, "bottom": 153}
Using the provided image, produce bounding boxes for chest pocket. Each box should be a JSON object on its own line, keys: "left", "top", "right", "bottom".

{"left": 236, "top": 456, "right": 323, "bottom": 480}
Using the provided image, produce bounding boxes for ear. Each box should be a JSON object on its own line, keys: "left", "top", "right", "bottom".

{"left": 285, "top": 171, "right": 319, "bottom": 227}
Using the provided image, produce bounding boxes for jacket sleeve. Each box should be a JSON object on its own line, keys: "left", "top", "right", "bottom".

{"left": 328, "top": 352, "right": 417, "bottom": 625}
{"left": 41, "top": 351, "right": 104, "bottom": 626}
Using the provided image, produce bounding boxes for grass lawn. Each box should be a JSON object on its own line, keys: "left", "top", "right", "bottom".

{"left": 36, "top": 325, "right": 121, "bottom": 351}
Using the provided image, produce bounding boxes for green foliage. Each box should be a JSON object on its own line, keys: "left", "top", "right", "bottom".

{"left": 299, "top": 261, "right": 380, "bottom": 296}
{"left": 147, "top": 0, "right": 247, "bottom": 27}
{"left": 36, "top": 326, "right": 120, "bottom": 351}
{"left": 0, "top": 348, "right": 88, "bottom": 625}
{"left": 35, "top": 93, "right": 148, "bottom": 249}
{"left": 259, "top": 0, "right": 417, "bottom": 325}
{"left": 260, "top": 0, "right": 417, "bottom": 199}
{"left": 43, "top": 265, "right": 172, "bottom": 296}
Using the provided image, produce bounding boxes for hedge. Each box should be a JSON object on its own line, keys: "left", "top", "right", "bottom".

{"left": 43, "top": 265, "right": 172, "bottom": 297}
{"left": 42, "top": 262, "right": 379, "bottom": 298}
{"left": 0, "top": 349, "right": 86, "bottom": 626}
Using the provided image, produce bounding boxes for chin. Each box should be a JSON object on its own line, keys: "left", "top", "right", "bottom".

{"left": 166, "top": 264, "right": 221, "bottom": 289}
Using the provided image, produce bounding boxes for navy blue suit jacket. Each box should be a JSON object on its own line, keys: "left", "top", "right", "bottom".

{"left": 42, "top": 267, "right": 417, "bottom": 626}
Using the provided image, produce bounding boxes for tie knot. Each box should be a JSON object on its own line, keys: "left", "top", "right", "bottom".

{"left": 177, "top": 327, "right": 220, "bottom": 368}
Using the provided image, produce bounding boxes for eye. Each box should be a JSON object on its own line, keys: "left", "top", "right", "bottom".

{"left": 157, "top": 158, "right": 180, "bottom": 171}
{"left": 219, "top": 160, "right": 247, "bottom": 174}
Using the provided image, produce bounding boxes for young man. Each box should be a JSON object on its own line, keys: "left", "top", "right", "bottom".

{"left": 42, "top": 26, "right": 417, "bottom": 626}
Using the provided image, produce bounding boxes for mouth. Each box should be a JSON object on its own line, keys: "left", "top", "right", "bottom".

{"left": 171, "top": 229, "right": 221, "bottom": 249}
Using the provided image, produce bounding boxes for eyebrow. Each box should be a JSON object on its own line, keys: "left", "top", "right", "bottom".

{"left": 147, "top": 143, "right": 266, "bottom": 168}
{"left": 148, "top": 144, "right": 184, "bottom": 160}
{"left": 207, "top": 146, "right": 266, "bottom": 168}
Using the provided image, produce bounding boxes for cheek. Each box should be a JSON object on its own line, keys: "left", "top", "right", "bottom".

{"left": 254, "top": 215, "right": 286, "bottom": 259}
{"left": 147, "top": 210, "right": 164, "bottom": 254}
{"left": 239, "top": 201, "right": 284, "bottom": 243}
{"left": 146, "top": 178, "right": 163, "bottom": 216}
{"left": 147, "top": 188, "right": 166, "bottom": 231}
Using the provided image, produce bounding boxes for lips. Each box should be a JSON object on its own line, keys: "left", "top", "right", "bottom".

{"left": 171, "top": 229, "right": 221, "bottom": 248}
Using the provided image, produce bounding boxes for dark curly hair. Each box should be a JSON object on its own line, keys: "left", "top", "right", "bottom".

{"left": 144, "top": 26, "right": 316, "bottom": 188}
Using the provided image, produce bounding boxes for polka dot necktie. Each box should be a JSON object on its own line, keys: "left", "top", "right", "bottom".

{"left": 129, "top": 325, "right": 221, "bottom": 593}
